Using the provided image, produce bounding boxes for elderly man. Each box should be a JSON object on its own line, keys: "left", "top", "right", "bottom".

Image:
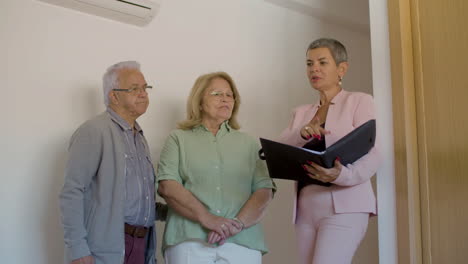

{"left": 59, "top": 61, "right": 166, "bottom": 264}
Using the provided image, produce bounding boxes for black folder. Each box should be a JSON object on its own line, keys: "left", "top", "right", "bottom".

{"left": 259, "top": 119, "right": 376, "bottom": 186}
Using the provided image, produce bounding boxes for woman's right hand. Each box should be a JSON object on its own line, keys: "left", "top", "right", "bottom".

{"left": 207, "top": 220, "right": 243, "bottom": 245}
{"left": 300, "top": 116, "right": 330, "bottom": 140}
{"left": 207, "top": 231, "right": 225, "bottom": 245}
{"left": 199, "top": 214, "right": 242, "bottom": 239}
{"left": 207, "top": 223, "right": 242, "bottom": 245}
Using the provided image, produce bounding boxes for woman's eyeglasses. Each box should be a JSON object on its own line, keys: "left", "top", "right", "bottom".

{"left": 209, "top": 91, "right": 235, "bottom": 102}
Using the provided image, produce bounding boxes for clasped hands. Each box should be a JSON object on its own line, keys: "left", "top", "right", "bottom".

{"left": 202, "top": 214, "right": 244, "bottom": 245}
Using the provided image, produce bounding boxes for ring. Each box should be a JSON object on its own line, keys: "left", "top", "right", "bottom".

{"left": 221, "top": 224, "right": 226, "bottom": 229}
{"left": 305, "top": 126, "right": 310, "bottom": 130}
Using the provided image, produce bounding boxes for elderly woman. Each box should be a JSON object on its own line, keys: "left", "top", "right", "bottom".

{"left": 278, "top": 38, "right": 382, "bottom": 264}
{"left": 157, "top": 72, "right": 276, "bottom": 264}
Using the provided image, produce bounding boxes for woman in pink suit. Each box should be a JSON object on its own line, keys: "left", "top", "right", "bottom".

{"left": 278, "top": 38, "right": 382, "bottom": 264}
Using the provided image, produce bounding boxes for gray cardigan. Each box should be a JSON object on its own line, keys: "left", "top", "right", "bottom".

{"left": 59, "top": 111, "right": 157, "bottom": 264}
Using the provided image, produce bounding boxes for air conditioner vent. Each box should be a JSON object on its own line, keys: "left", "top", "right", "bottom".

{"left": 38, "top": 0, "right": 161, "bottom": 26}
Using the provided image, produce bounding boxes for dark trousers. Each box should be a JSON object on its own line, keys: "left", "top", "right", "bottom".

{"left": 124, "top": 233, "right": 147, "bottom": 264}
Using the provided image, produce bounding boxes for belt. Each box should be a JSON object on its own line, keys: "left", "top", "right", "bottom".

{"left": 124, "top": 223, "right": 149, "bottom": 238}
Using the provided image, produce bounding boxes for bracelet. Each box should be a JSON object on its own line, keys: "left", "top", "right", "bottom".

{"left": 233, "top": 217, "right": 245, "bottom": 230}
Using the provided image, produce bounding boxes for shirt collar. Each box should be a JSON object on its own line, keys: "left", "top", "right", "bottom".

{"left": 316, "top": 89, "right": 347, "bottom": 106}
{"left": 193, "top": 120, "right": 232, "bottom": 133}
{"left": 223, "top": 121, "right": 232, "bottom": 132}
{"left": 330, "top": 88, "right": 346, "bottom": 104}
{"left": 107, "top": 107, "right": 142, "bottom": 133}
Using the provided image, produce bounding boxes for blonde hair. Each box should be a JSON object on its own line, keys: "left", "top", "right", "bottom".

{"left": 178, "top": 72, "right": 241, "bottom": 130}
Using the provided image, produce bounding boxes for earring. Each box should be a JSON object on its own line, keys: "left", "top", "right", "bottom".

{"left": 338, "top": 76, "right": 343, "bottom": 86}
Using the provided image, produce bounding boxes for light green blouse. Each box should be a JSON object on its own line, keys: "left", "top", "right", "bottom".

{"left": 156, "top": 122, "right": 276, "bottom": 254}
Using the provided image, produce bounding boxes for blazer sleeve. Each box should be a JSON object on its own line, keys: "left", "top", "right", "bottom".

{"left": 59, "top": 123, "right": 103, "bottom": 261}
{"left": 332, "top": 94, "right": 383, "bottom": 186}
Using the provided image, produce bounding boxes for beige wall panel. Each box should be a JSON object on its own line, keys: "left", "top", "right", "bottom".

{"left": 387, "top": 0, "right": 423, "bottom": 262}
{"left": 389, "top": 0, "right": 468, "bottom": 262}
{"left": 415, "top": 0, "right": 468, "bottom": 263}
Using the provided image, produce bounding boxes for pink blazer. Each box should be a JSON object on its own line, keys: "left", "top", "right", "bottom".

{"left": 278, "top": 90, "right": 382, "bottom": 220}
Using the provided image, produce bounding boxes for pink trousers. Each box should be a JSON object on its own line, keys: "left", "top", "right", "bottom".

{"left": 295, "top": 185, "right": 369, "bottom": 264}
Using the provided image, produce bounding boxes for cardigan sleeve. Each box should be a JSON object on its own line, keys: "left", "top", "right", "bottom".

{"left": 332, "top": 94, "right": 383, "bottom": 186}
{"left": 59, "top": 122, "right": 103, "bottom": 261}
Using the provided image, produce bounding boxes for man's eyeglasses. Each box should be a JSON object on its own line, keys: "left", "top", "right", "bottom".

{"left": 209, "top": 91, "right": 235, "bottom": 102}
{"left": 113, "top": 85, "right": 152, "bottom": 95}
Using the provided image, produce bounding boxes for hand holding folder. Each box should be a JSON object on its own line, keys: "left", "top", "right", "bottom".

{"left": 259, "top": 119, "right": 376, "bottom": 186}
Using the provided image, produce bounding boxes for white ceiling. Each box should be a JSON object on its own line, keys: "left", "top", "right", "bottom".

{"left": 264, "top": 0, "right": 370, "bottom": 33}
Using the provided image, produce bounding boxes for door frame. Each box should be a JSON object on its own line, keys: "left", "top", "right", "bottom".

{"left": 370, "top": 0, "right": 424, "bottom": 263}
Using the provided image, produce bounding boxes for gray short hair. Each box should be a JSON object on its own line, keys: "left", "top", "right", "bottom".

{"left": 102, "top": 61, "right": 141, "bottom": 106}
{"left": 307, "top": 38, "right": 348, "bottom": 65}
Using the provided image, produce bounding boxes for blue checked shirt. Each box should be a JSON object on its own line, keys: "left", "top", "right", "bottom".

{"left": 108, "top": 108, "right": 155, "bottom": 227}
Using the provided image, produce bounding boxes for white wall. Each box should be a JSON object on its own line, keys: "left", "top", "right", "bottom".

{"left": 1, "top": 0, "right": 376, "bottom": 263}
{"left": 369, "top": 0, "right": 398, "bottom": 263}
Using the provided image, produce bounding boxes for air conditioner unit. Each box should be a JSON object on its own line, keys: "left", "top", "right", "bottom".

{"left": 38, "top": 0, "right": 161, "bottom": 26}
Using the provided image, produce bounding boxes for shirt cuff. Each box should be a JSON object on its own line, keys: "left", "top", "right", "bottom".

{"left": 66, "top": 240, "right": 91, "bottom": 262}
{"left": 156, "top": 175, "right": 182, "bottom": 184}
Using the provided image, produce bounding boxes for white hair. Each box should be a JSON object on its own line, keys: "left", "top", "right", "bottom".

{"left": 102, "top": 61, "right": 141, "bottom": 106}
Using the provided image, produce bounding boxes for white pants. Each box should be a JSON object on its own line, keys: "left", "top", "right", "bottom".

{"left": 164, "top": 241, "right": 262, "bottom": 264}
